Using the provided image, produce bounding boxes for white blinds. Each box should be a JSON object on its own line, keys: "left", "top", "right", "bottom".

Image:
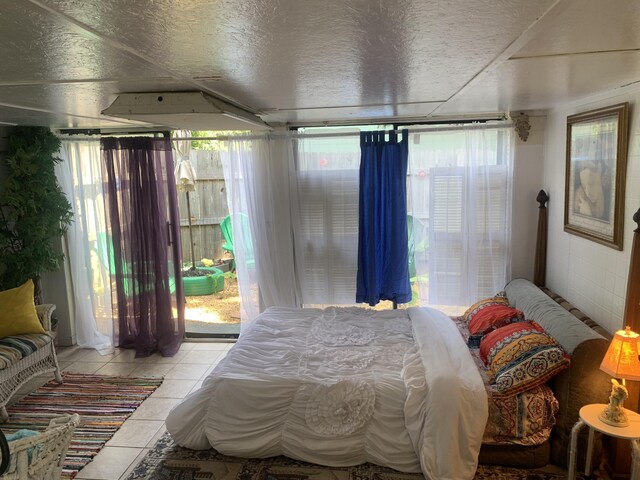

{"left": 408, "top": 127, "right": 513, "bottom": 307}
{"left": 293, "top": 135, "right": 361, "bottom": 305}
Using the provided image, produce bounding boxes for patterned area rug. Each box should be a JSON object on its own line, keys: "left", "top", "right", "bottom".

{"left": 3, "top": 373, "right": 162, "bottom": 479}
{"left": 128, "top": 432, "right": 578, "bottom": 480}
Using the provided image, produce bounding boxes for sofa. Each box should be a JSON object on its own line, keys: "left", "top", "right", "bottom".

{"left": 481, "top": 279, "right": 612, "bottom": 469}
{"left": 0, "top": 303, "right": 63, "bottom": 422}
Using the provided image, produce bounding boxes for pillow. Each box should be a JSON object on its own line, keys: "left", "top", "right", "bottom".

{"left": 0, "top": 280, "right": 46, "bottom": 337}
{"left": 6, "top": 429, "right": 40, "bottom": 463}
{"left": 468, "top": 304, "right": 525, "bottom": 336}
{"left": 480, "top": 321, "right": 545, "bottom": 365}
{"left": 481, "top": 321, "right": 570, "bottom": 395}
{"left": 463, "top": 295, "right": 510, "bottom": 323}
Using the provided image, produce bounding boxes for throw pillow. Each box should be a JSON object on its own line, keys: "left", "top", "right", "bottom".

{"left": 480, "top": 321, "right": 545, "bottom": 365}
{"left": 481, "top": 321, "right": 570, "bottom": 395}
{"left": 463, "top": 296, "right": 510, "bottom": 323}
{"left": 468, "top": 304, "right": 525, "bottom": 336}
{"left": 0, "top": 280, "right": 46, "bottom": 338}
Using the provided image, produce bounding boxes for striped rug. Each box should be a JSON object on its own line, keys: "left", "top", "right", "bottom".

{"left": 3, "top": 373, "right": 162, "bottom": 479}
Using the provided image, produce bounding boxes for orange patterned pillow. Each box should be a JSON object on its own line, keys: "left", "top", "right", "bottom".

{"left": 463, "top": 295, "right": 510, "bottom": 322}
{"left": 481, "top": 321, "right": 570, "bottom": 395}
{"left": 468, "top": 304, "right": 524, "bottom": 336}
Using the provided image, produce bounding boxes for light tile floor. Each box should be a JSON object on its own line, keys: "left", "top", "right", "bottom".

{"left": 10, "top": 340, "right": 235, "bottom": 480}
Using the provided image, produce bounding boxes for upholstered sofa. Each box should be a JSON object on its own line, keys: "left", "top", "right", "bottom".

{"left": 0, "top": 304, "right": 63, "bottom": 422}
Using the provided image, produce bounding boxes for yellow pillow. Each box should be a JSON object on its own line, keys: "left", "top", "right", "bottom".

{"left": 0, "top": 280, "right": 46, "bottom": 337}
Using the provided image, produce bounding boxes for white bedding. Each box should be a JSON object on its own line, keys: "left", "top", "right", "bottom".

{"left": 166, "top": 306, "right": 488, "bottom": 480}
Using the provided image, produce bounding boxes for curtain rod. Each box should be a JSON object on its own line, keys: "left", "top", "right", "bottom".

{"left": 58, "top": 121, "right": 513, "bottom": 143}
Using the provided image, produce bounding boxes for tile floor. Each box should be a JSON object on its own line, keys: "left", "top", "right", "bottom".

{"left": 11, "top": 340, "right": 235, "bottom": 480}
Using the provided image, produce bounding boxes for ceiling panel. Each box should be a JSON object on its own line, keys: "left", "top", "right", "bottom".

{"left": 38, "top": 0, "right": 555, "bottom": 112}
{"left": 516, "top": 0, "right": 640, "bottom": 58}
{"left": 0, "top": 0, "right": 170, "bottom": 83}
{"left": 0, "top": 105, "right": 144, "bottom": 129}
{"left": 436, "top": 50, "right": 640, "bottom": 115}
{"left": 261, "top": 102, "right": 443, "bottom": 125}
{"left": 0, "top": 80, "right": 190, "bottom": 119}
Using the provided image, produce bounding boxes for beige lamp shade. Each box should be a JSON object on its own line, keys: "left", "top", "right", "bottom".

{"left": 600, "top": 326, "right": 640, "bottom": 381}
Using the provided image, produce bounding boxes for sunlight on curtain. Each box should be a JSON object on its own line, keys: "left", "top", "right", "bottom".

{"left": 57, "top": 140, "right": 114, "bottom": 354}
{"left": 221, "top": 135, "right": 300, "bottom": 331}
{"left": 293, "top": 132, "right": 361, "bottom": 305}
{"left": 101, "top": 137, "right": 184, "bottom": 357}
{"left": 407, "top": 126, "right": 513, "bottom": 311}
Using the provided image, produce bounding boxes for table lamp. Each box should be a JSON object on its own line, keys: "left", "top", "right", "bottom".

{"left": 599, "top": 326, "right": 640, "bottom": 426}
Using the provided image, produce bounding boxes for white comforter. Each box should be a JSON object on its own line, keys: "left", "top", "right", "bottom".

{"left": 166, "top": 306, "right": 488, "bottom": 480}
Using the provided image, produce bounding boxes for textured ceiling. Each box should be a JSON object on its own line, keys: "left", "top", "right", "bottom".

{"left": 0, "top": 0, "right": 638, "bottom": 129}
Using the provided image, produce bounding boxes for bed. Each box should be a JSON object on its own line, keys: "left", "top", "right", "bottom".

{"left": 167, "top": 305, "right": 487, "bottom": 479}
{"left": 166, "top": 278, "right": 612, "bottom": 478}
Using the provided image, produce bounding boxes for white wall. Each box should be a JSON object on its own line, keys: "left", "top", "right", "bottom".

{"left": 544, "top": 87, "right": 640, "bottom": 334}
{"left": 40, "top": 241, "right": 76, "bottom": 346}
{"left": 511, "top": 116, "right": 546, "bottom": 281}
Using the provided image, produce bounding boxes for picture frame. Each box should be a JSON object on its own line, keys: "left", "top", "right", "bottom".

{"left": 564, "top": 102, "right": 629, "bottom": 250}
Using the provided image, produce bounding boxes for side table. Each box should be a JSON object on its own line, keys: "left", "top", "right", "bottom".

{"left": 568, "top": 403, "right": 640, "bottom": 480}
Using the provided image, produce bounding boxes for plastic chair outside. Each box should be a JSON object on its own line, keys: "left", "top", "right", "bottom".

{"left": 95, "top": 232, "right": 175, "bottom": 295}
{"left": 407, "top": 214, "right": 428, "bottom": 279}
{"left": 220, "top": 216, "right": 235, "bottom": 254}
{"left": 220, "top": 214, "right": 255, "bottom": 268}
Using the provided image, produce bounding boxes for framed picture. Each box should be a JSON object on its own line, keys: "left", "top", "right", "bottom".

{"left": 564, "top": 102, "right": 629, "bottom": 250}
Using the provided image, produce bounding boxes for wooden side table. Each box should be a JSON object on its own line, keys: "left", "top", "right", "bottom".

{"left": 568, "top": 403, "right": 640, "bottom": 479}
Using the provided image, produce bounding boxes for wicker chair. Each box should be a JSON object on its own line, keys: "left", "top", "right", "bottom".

{"left": 0, "top": 413, "right": 80, "bottom": 479}
{"left": 0, "top": 304, "right": 63, "bottom": 422}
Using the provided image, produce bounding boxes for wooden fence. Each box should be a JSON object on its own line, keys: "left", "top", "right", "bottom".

{"left": 177, "top": 150, "right": 230, "bottom": 265}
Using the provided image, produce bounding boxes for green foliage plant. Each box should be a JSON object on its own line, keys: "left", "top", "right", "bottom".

{"left": 0, "top": 127, "right": 73, "bottom": 295}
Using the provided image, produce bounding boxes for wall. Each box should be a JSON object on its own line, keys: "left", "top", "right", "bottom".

{"left": 511, "top": 116, "right": 546, "bottom": 281}
{"left": 544, "top": 87, "right": 640, "bottom": 334}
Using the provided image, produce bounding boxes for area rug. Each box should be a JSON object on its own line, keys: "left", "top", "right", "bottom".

{"left": 3, "top": 373, "right": 163, "bottom": 479}
{"left": 127, "top": 432, "right": 579, "bottom": 480}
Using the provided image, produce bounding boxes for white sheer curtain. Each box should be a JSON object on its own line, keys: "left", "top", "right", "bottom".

{"left": 220, "top": 125, "right": 513, "bottom": 322}
{"left": 57, "top": 140, "right": 114, "bottom": 354}
{"left": 407, "top": 125, "right": 514, "bottom": 309}
{"left": 293, "top": 133, "right": 361, "bottom": 305}
{"left": 221, "top": 135, "right": 301, "bottom": 331}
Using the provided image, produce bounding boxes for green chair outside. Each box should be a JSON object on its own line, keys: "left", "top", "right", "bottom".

{"left": 407, "top": 214, "right": 428, "bottom": 279}
{"left": 95, "top": 232, "right": 176, "bottom": 296}
{"left": 220, "top": 215, "right": 235, "bottom": 255}
{"left": 220, "top": 214, "right": 255, "bottom": 269}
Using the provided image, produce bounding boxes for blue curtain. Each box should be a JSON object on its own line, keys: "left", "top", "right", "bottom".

{"left": 356, "top": 130, "right": 411, "bottom": 306}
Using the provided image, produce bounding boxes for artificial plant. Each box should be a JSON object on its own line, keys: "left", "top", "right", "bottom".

{"left": 0, "top": 126, "right": 73, "bottom": 300}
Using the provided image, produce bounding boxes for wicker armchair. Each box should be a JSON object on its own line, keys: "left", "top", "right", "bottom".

{"left": 0, "top": 413, "right": 80, "bottom": 479}
{"left": 0, "top": 304, "right": 63, "bottom": 422}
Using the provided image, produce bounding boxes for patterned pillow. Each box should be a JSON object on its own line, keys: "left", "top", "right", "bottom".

{"left": 483, "top": 384, "right": 560, "bottom": 446}
{"left": 480, "top": 322, "right": 543, "bottom": 365}
{"left": 463, "top": 295, "right": 510, "bottom": 323}
{"left": 481, "top": 321, "right": 570, "bottom": 395}
{"left": 468, "top": 304, "right": 524, "bottom": 336}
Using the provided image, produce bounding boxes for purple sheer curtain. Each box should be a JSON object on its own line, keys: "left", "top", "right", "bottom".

{"left": 101, "top": 137, "right": 185, "bottom": 357}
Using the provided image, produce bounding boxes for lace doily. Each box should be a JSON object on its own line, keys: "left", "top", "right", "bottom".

{"left": 310, "top": 319, "right": 375, "bottom": 346}
{"left": 305, "top": 379, "right": 375, "bottom": 435}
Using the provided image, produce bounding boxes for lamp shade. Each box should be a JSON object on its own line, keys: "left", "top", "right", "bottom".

{"left": 600, "top": 326, "right": 640, "bottom": 381}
